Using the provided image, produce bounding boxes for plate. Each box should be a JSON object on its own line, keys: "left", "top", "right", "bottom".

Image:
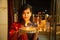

{"left": 19, "top": 27, "right": 37, "bottom": 33}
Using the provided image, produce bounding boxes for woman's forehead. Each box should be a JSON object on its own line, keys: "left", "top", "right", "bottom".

{"left": 23, "top": 8, "right": 30, "bottom": 12}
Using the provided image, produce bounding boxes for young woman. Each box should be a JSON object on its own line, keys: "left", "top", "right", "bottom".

{"left": 18, "top": 4, "right": 38, "bottom": 40}
{"left": 9, "top": 4, "right": 38, "bottom": 40}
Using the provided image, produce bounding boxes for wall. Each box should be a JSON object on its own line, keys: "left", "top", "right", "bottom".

{"left": 0, "top": 0, "right": 8, "bottom": 40}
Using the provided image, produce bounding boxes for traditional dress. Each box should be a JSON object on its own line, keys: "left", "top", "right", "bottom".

{"left": 9, "top": 22, "right": 38, "bottom": 40}
{"left": 9, "top": 22, "right": 28, "bottom": 40}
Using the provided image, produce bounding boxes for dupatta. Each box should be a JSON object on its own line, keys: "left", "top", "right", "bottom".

{"left": 9, "top": 22, "right": 28, "bottom": 40}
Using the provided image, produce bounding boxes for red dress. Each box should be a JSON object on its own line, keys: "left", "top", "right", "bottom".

{"left": 9, "top": 22, "right": 28, "bottom": 40}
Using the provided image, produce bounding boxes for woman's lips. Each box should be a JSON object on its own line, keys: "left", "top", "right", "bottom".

{"left": 25, "top": 17, "right": 28, "bottom": 18}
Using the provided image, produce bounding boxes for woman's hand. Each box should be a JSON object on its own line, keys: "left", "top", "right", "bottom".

{"left": 18, "top": 28, "right": 26, "bottom": 37}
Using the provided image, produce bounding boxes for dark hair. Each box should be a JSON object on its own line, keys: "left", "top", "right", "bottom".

{"left": 18, "top": 4, "right": 33, "bottom": 24}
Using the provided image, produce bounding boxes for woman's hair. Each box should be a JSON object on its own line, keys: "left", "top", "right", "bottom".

{"left": 18, "top": 4, "right": 33, "bottom": 24}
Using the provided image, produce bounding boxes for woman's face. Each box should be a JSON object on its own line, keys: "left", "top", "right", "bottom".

{"left": 22, "top": 8, "right": 32, "bottom": 21}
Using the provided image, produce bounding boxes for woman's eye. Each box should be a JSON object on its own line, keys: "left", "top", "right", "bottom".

{"left": 27, "top": 12, "right": 29, "bottom": 14}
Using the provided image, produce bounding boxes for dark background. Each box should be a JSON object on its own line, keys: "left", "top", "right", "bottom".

{"left": 26, "top": 0, "right": 51, "bottom": 14}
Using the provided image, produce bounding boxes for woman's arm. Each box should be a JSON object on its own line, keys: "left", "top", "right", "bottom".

{"left": 18, "top": 29, "right": 23, "bottom": 37}
{"left": 33, "top": 32, "right": 39, "bottom": 40}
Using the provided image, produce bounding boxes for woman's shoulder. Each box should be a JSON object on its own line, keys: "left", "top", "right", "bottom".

{"left": 11, "top": 22, "right": 23, "bottom": 28}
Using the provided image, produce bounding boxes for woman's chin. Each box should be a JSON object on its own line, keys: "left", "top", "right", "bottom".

{"left": 24, "top": 19, "right": 29, "bottom": 21}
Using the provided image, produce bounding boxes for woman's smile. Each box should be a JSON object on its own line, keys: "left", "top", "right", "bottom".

{"left": 22, "top": 8, "right": 31, "bottom": 21}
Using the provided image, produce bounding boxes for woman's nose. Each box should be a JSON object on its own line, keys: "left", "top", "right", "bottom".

{"left": 25, "top": 14, "right": 28, "bottom": 16}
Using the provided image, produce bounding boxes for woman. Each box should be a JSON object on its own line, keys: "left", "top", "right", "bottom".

{"left": 9, "top": 4, "right": 38, "bottom": 40}
{"left": 18, "top": 4, "right": 38, "bottom": 40}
